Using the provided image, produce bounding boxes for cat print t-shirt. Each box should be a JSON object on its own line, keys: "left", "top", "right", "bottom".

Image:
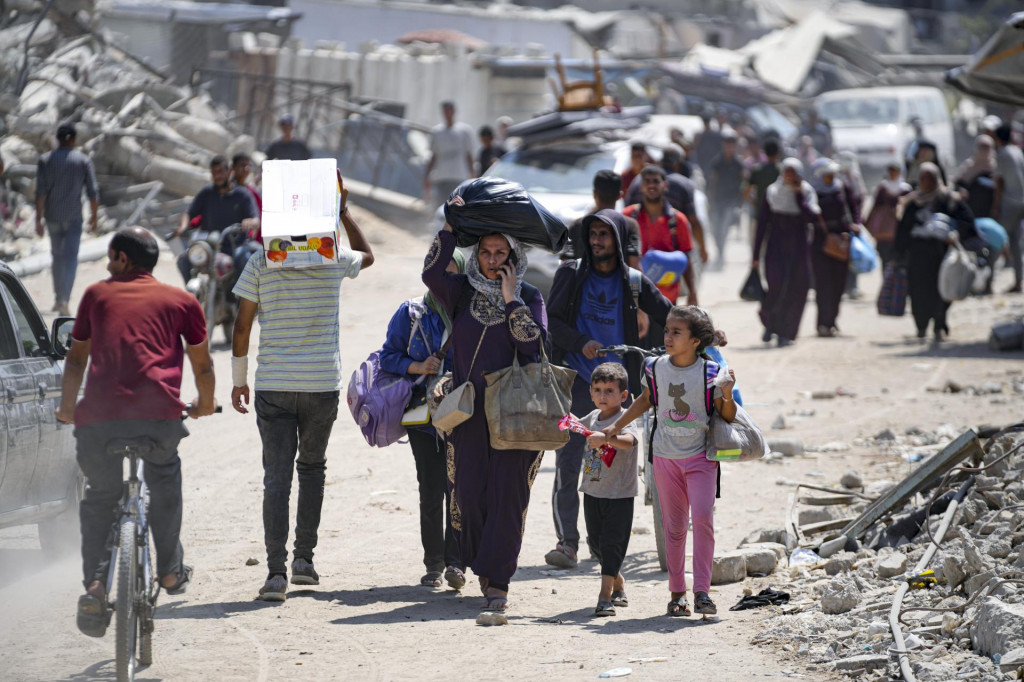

{"left": 642, "top": 356, "right": 721, "bottom": 460}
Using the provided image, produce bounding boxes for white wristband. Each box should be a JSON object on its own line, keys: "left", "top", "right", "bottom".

{"left": 231, "top": 355, "right": 248, "bottom": 387}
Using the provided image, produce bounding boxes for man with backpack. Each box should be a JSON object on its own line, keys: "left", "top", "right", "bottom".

{"left": 543, "top": 209, "right": 673, "bottom": 568}
{"left": 623, "top": 166, "right": 702, "bottom": 308}
{"left": 230, "top": 173, "right": 375, "bottom": 601}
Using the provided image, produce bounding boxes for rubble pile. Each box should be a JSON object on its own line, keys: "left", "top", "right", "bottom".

{"left": 745, "top": 431, "right": 1024, "bottom": 680}
{"left": 0, "top": 2, "right": 250, "bottom": 259}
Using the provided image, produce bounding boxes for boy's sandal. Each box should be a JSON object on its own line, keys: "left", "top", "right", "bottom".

{"left": 610, "top": 590, "right": 628, "bottom": 607}
{"left": 419, "top": 571, "right": 443, "bottom": 587}
{"left": 667, "top": 596, "right": 691, "bottom": 617}
{"left": 481, "top": 595, "right": 508, "bottom": 612}
{"left": 595, "top": 600, "right": 616, "bottom": 617}
{"left": 76, "top": 593, "right": 111, "bottom": 638}
{"left": 163, "top": 565, "right": 193, "bottom": 596}
{"left": 444, "top": 566, "right": 466, "bottom": 590}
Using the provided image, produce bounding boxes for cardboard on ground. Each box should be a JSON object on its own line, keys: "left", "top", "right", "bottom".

{"left": 261, "top": 158, "right": 341, "bottom": 268}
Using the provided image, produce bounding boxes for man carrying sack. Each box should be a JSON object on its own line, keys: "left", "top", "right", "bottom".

{"left": 230, "top": 170, "right": 374, "bottom": 602}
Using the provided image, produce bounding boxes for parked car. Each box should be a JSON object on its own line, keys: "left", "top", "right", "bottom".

{"left": 816, "top": 86, "right": 955, "bottom": 185}
{"left": 0, "top": 261, "right": 79, "bottom": 554}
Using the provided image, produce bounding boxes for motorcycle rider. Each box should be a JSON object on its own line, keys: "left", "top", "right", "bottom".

{"left": 173, "top": 156, "right": 259, "bottom": 283}
{"left": 226, "top": 153, "right": 263, "bottom": 281}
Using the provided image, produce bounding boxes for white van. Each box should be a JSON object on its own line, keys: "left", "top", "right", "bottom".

{"left": 815, "top": 86, "right": 954, "bottom": 183}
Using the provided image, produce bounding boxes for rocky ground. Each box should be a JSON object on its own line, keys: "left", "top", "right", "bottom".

{"left": 0, "top": 208, "right": 1022, "bottom": 681}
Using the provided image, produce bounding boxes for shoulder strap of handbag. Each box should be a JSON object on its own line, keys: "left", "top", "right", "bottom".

{"left": 630, "top": 202, "right": 678, "bottom": 251}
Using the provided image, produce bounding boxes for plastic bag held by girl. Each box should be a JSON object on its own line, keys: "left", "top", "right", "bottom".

{"left": 707, "top": 367, "right": 767, "bottom": 462}
{"left": 443, "top": 177, "right": 568, "bottom": 253}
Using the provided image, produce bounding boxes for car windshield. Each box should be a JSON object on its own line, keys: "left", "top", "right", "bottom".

{"left": 818, "top": 97, "right": 899, "bottom": 126}
{"left": 485, "top": 147, "right": 614, "bottom": 195}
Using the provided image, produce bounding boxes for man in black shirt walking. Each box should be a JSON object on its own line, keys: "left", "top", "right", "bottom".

{"left": 266, "top": 114, "right": 312, "bottom": 161}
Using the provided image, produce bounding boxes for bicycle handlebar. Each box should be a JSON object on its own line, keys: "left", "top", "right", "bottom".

{"left": 596, "top": 345, "right": 664, "bottom": 358}
{"left": 181, "top": 404, "right": 223, "bottom": 419}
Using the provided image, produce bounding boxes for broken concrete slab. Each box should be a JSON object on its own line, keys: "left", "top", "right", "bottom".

{"left": 739, "top": 528, "right": 787, "bottom": 546}
{"left": 737, "top": 547, "right": 778, "bottom": 576}
{"left": 971, "top": 597, "right": 1024, "bottom": 656}
{"left": 737, "top": 542, "right": 788, "bottom": 561}
{"left": 820, "top": 576, "right": 860, "bottom": 614}
{"left": 824, "top": 551, "right": 857, "bottom": 576}
{"left": 832, "top": 653, "right": 887, "bottom": 671}
{"left": 711, "top": 551, "right": 747, "bottom": 585}
{"left": 876, "top": 552, "right": 907, "bottom": 579}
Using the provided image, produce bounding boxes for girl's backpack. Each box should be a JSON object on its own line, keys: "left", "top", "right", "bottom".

{"left": 347, "top": 351, "right": 413, "bottom": 448}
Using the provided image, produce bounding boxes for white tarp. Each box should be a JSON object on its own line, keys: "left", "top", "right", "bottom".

{"left": 946, "top": 12, "right": 1024, "bottom": 106}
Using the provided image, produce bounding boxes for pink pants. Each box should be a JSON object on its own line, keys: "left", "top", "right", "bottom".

{"left": 653, "top": 454, "right": 718, "bottom": 594}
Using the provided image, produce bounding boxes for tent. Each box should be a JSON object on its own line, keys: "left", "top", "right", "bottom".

{"left": 946, "top": 12, "right": 1024, "bottom": 106}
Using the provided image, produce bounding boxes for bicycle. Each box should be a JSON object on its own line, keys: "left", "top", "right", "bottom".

{"left": 596, "top": 345, "right": 669, "bottom": 572}
{"left": 104, "top": 405, "right": 221, "bottom": 682}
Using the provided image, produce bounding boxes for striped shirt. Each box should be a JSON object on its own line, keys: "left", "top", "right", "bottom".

{"left": 36, "top": 148, "right": 99, "bottom": 223}
{"left": 233, "top": 249, "right": 363, "bottom": 392}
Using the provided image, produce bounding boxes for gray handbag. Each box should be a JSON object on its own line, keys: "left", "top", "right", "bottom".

{"left": 431, "top": 327, "right": 487, "bottom": 433}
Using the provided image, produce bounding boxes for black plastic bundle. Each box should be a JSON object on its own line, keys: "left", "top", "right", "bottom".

{"left": 443, "top": 177, "right": 567, "bottom": 253}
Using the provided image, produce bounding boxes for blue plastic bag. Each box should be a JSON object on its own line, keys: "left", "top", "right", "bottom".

{"left": 975, "top": 217, "right": 1008, "bottom": 253}
{"left": 641, "top": 249, "right": 689, "bottom": 289}
{"left": 850, "top": 232, "right": 878, "bottom": 274}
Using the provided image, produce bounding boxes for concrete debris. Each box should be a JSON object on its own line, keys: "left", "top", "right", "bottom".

{"left": 740, "top": 528, "right": 788, "bottom": 546}
{"left": 840, "top": 471, "right": 863, "bottom": 489}
{"left": 970, "top": 598, "right": 1024, "bottom": 657}
{"left": 737, "top": 547, "right": 779, "bottom": 576}
{"left": 820, "top": 576, "right": 860, "bottom": 614}
{"left": 752, "top": 431, "right": 1024, "bottom": 680}
{"left": 711, "top": 550, "right": 748, "bottom": 585}
{"left": 767, "top": 439, "right": 804, "bottom": 457}
{"left": 0, "top": 7, "right": 247, "bottom": 253}
{"left": 875, "top": 552, "right": 907, "bottom": 579}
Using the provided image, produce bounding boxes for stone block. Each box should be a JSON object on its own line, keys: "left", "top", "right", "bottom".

{"left": 739, "top": 528, "right": 787, "bottom": 546}
{"left": 833, "top": 654, "right": 887, "bottom": 671}
{"left": 824, "top": 551, "right": 857, "bottom": 576}
{"left": 941, "top": 555, "right": 966, "bottom": 589}
{"left": 876, "top": 552, "right": 907, "bottom": 579}
{"left": 711, "top": 551, "right": 747, "bottom": 585}
{"left": 821, "top": 576, "right": 860, "bottom": 615}
{"left": 998, "top": 647, "right": 1024, "bottom": 674}
{"left": 738, "top": 542, "right": 788, "bottom": 561}
{"left": 970, "top": 597, "right": 1024, "bottom": 656}
{"left": 798, "top": 507, "right": 833, "bottom": 526}
{"left": 738, "top": 547, "right": 778, "bottom": 576}
{"left": 840, "top": 471, "right": 863, "bottom": 489}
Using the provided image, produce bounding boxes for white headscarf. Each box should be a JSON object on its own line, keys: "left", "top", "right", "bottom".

{"left": 880, "top": 162, "right": 911, "bottom": 197}
{"left": 909, "top": 162, "right": 950, "bottom": 207}
{"left": 766, "top": 157, "right": 820, "bottom": 215}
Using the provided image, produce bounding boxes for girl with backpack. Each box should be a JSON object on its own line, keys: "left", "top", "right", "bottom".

{"left": 603, "top": 306, "right": 737, "bottom": 618}
{"left": 379, "top": 251, "right": 467, "bottom": 591}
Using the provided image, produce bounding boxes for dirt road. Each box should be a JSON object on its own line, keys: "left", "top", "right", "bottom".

{"left": 0, "top": 209, "right": 1020, "bottom": 681}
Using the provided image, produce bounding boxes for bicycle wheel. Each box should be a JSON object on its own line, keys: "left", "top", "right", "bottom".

{"left": 139, "top": 538, "right": 153, "bottom": 667}
{"left": 115, "top": 518, "right": 139, "bottom": 682}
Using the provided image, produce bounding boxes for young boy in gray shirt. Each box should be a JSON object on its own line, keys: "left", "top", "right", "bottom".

{"left": 578, "top": 362, "right": 641, "bottom": 617}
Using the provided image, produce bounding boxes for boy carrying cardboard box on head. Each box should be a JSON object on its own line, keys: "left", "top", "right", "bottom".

{"left": 230, "top": 163, "right": 376, "bottom": 602}
{"left": 261, "top": 158, "right": 344, "bottom": 268}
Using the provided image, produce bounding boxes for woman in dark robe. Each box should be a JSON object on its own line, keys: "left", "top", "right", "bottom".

{"left": 865, "top": 161, "right": 912, "bottom": 267}
{"left": 753, "top": 158, "right": 820, "bottom": 347}
{"left": 895, "top": 162, "right": 979, "bottom": 342}
{"left": 422, "top": 209, "right": 547, "bottom": 626}
{"left": 953, "top": 134, "right": 997, "bottom": 220}
{"left": 810, "top": 160, "right": 857, "bottom": 337}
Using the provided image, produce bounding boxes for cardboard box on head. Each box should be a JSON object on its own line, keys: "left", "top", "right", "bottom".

{"left": 261, "top": 158, "right": 341, "bottom": 268}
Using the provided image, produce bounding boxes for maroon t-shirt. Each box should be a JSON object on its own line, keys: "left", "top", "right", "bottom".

{"left": 72, "top": 271, "right": 208, "bottom": 427}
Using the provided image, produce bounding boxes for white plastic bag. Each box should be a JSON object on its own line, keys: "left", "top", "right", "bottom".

{"left": 938, "top": 242, "right": 976, "bottom": 303}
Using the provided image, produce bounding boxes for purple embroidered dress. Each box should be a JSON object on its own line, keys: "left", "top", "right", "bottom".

{"left": 422, "top": 229, "right": 547, "bottom": 588}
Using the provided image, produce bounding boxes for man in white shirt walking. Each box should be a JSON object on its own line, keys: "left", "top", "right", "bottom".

{"left": 423, "top": 101, "right": 474, "bottom": 207}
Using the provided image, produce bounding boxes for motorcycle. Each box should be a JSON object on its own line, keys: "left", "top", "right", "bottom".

{"left": 176, "top": 227, "right": 241, "bottom": 344}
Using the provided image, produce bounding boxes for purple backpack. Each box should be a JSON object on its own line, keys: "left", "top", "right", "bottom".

{"left": 347, "top": 350, "right": 413, "bottom": 447}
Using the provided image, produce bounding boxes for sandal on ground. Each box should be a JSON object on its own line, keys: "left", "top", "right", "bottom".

{"left": 162, "top": 565, "right": 193, "bottom": 596}
{"left": 543, "top": 544, "right": 578, "bottom": 569}
{"left": 694, "top": 591, "right": 718, "bottom": 615}
{"left": 594, "top": 600, "right": 616, "bottom": 617}
{"left": 419, "top": 571, "right": 443, "bottom": 588}
{"left": 481, "top": 595, "right": 508, "bottom": 612}
{"left": 76, "top": 593, "right": 110, "bottom": 638}
{"left": 610, "top": 590, "right": 628, "bottom": 607}
{"left": 667, "top": 595, "right": 691, "bottom": 617}
{"left": 444, "top": 566, "right": 466, "bottom": 590}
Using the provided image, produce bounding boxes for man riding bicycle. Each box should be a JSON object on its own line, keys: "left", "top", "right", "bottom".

{"left": 56, "top": 227, "right": 217, "bottom": 637}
